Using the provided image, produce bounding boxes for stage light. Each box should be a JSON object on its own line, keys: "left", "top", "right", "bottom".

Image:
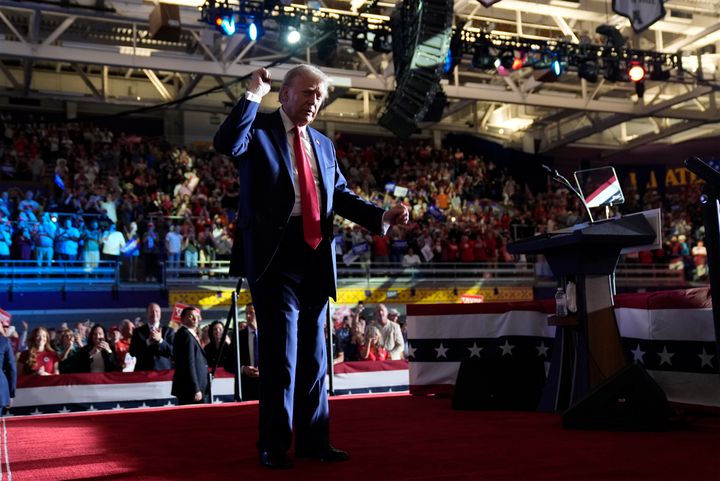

{"left": 286, "top": 27, "right": 301, "bottom": 44}
{"left": 533, "top": 61, "right": 563, "bottom": 82}
{"left": 372, "top": 29, "right": 392, "bottom": 53}
{"left": 494, "top": 58, "right": 510, "bottom": 76}
{"left": 628, "top": 61, "right": 646, "bottom": 82}
{"left": 511, "top": 55, "right": 524, "bottom": 71}
{"left": 248, "top": 22, "right": 258, "bottom": 41}
{"left": 603, "top": 57, "right": 621, "bottom": 82}
{"left": 352, "top": 31, "right": 368, "bottom": 53}
{"left": 498, "top": 49, "right": 515, "bottom": 70}
{"left": 471, "top": 42, "right": 493, "bottom": 70}
{"left": 650, "top": 59, "right": 670, "bottom": 81}
{"left": 551, "top": 58, "right": 562, "bottom": 76}
{"left": 213, "top": 10, "right": 236, "bottom": 36}
{"left": 578, "top": 59, "right": 598, "bottom": 82}
{"left": 444, "top": 24, "right": 464, "bottom": 76}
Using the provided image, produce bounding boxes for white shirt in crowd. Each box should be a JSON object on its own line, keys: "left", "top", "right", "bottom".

{"left": 102, "top": 230, "right": 126, "bottom": 256}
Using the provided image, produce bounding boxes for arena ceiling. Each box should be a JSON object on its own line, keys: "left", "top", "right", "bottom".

{"left": 0, "top": 0, "right": 719, "bottom": 157}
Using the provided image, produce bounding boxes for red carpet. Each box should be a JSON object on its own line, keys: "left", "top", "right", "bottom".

{"left": 2, "top": 394, "right": 720, "bottom": 481}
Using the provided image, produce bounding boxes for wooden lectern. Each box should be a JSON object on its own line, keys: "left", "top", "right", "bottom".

{"left": 508, "top": 214, "right": 657, "bottom": 412}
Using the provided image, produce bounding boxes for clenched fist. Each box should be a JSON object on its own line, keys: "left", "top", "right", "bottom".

{"left": 248, "top": 68, "right": 272, "bottom": 98}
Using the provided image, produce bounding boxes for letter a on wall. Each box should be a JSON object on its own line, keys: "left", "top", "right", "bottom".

{"left": 613, "top": 0, "right": 666, "bottom": 33}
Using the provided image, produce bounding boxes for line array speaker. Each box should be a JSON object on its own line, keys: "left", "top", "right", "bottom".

{"left": 379, "top": 0, "right": 453, "bottom": 137}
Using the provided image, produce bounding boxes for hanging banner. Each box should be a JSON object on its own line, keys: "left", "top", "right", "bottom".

{"left": 613, "top": 0, "right": 666, "bottom": 33}
{"left": 479, "top": 0, "right": 502, "bottom": 6}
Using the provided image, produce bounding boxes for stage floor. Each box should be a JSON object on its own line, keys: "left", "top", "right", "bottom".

{"left": 3, "top": 393, "right": 719, "bottom": 481}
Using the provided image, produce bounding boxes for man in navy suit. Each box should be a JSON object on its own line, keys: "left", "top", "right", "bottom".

{"left": 171, "top": 306, "right": 210, "bottom": 405}
{"left": 214, "top": 65, "right": 408, "bottom": 469}
{"left": 224, "top": 303, "right": 260, "bottom": 401}
{"left": 130, "top": 302, "right": 175, "bottom": 371}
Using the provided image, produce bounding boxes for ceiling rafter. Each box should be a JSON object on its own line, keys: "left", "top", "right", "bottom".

{"left": 0, "top": 0, "right": 719, "bottom": 154}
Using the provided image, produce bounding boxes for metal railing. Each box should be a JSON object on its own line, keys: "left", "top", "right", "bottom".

{"left": 0, "top": 260, "right": 119, "bottom": 288}
{"left": 0, "top": 258, "right": 689, "bottom": 290}
{"left": 161, "top": 260, "right": 691, "bottom": 289}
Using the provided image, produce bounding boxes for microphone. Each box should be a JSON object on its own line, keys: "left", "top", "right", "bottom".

{"left": 541, "top": 164, "right": 555, "bottom": 176}
{"left": 540, "top": 164, "right": 593, "bottom": 222}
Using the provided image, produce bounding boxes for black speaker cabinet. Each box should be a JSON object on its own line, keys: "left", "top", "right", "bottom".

{"left": 563, "top": 363, "right": 669, "bottom": 431}
{"left": 452, "top": 355, "right": 546, "bottom": 411}
{"left": 149, "top": 3, "right": 181, "bottom": 42}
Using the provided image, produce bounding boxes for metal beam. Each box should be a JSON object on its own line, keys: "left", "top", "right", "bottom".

{"left": 0, "top": 60, "right": 20, "bottom": 89}
{"left": 143, "top": 68, "right": 173, "bottom": 101}
{"left": 213, "top": 75, "right": 237, "bottom": 103}
{"left": 603, "top": 120, "right": 706, "bottom": 157}
{"left": 0, "top": 10, "right": 27, "bottom": 43}
{"left": 664, "top": 20, "right": 720, "bottom": 53}
{"left": 72, "top": 63, "right": 103, "bottom": 99}
{"left": 41, "top": 15, "right": 77, "bottom": 47}
{"left": 177, "top": 73, "right": 204, "bottom": 100}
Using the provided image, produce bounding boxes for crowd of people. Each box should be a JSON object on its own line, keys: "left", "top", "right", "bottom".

{"left": 0, "top": 300, "right": 407, "bottom": 411}
{"left": 0, "top": 114, "right": 710, "bottom": 282}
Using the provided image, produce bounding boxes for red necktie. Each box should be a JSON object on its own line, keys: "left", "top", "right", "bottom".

{"left": 293, "top": 126, "right": 322, "bottom": 249}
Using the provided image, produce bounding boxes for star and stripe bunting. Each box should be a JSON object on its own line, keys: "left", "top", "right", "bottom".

{"left": 11, "top": 362, "right": 410, "bottom": 416}
{"left": 408, "top": 288, "right": 720, "bottom": 408}
{"left": 407, "top": 336, "right": 717, "bottom": 373}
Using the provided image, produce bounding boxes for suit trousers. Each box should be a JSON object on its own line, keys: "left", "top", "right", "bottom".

{"left": 249, "top": 217, "right": 330, "bottom": 453}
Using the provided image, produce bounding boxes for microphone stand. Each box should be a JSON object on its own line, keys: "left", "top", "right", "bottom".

{"left": 326, "top": 302, "right": 335, "bottom": 396}
{"left": 210, "top": 278, "right": 244, "bottom": 402}
{"left": 542, "top": 165, "right": 594, "bottom": 222}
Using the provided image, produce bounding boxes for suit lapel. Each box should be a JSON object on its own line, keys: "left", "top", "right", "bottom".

{"left": 269, "top": 110, "right": 295, "bottom": 191}
{"left": 307, "top": 127, "right": 330, "bottom": 214}
{"left": 182, "top": 326, "right": 206, "bottom": 358}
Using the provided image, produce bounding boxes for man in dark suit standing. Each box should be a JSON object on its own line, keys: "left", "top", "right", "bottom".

{"left": 214, "top": 64, "right": 409, "bottom": 469}
{"left": 130, "top": 302, "right": 175, "bottom": 371}
{"left": 172, "top": 306, "right": 210, "bottom": 405}
{"left": 233, "top": 303, "right": 260, "bottom": 400}
{"left": 223, "top": 302, "right": 260, "bottom": 400}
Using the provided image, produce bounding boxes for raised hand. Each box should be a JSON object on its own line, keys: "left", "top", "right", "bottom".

{"left": 248, "top": 68, "right": 272, "bottom": 98}
{"left": 384, "top": 203, "right": 410, "bottom": 226}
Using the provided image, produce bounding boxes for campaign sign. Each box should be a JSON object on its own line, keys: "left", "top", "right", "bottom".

{"left": 170, "top": 303, "right": 190, "bottom": 325}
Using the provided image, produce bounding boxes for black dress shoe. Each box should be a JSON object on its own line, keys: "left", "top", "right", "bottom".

{"left": 259, "top": 451, "right": 293, "bottom": 469}
{"left": 296, "top": 445, "right": 350, "bottom": 462}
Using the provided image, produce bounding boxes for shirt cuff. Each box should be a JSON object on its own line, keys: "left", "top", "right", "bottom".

{"left": 245, "top": 91, "right": 262, "bottom": 103}
{"left": 380, "top": 213, "right": 390, "bottom": 236}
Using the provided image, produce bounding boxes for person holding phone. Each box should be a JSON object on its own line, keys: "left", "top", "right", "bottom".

{"left": 76, "top": 324, "right": 117, "bottom": 373}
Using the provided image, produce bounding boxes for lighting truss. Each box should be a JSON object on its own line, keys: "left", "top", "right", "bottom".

{"left": 199, "top": 0, "right": 390, "bottom": 42}
{"left": 458, "top": 29, "right": 680, "bottom": 79}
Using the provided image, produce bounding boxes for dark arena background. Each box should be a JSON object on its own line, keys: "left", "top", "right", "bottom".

{"left": 1, "top": 0, "right": 720, "bottom": 479}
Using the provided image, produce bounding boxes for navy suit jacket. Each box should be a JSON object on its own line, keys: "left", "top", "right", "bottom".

{"left": 0, "top": 336, "right": 16, "bottom": 407}
{"left": 129, "top": 324, "right": 175, "bottom": 371}
{"left": 214, "top": 98, "right": 385, "bottom": 299}
{"left": 171, "top": 326, "right": 210, "bottom": 400}
{"left": 223, "top": 327, "right": 260, "bottom": 400}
